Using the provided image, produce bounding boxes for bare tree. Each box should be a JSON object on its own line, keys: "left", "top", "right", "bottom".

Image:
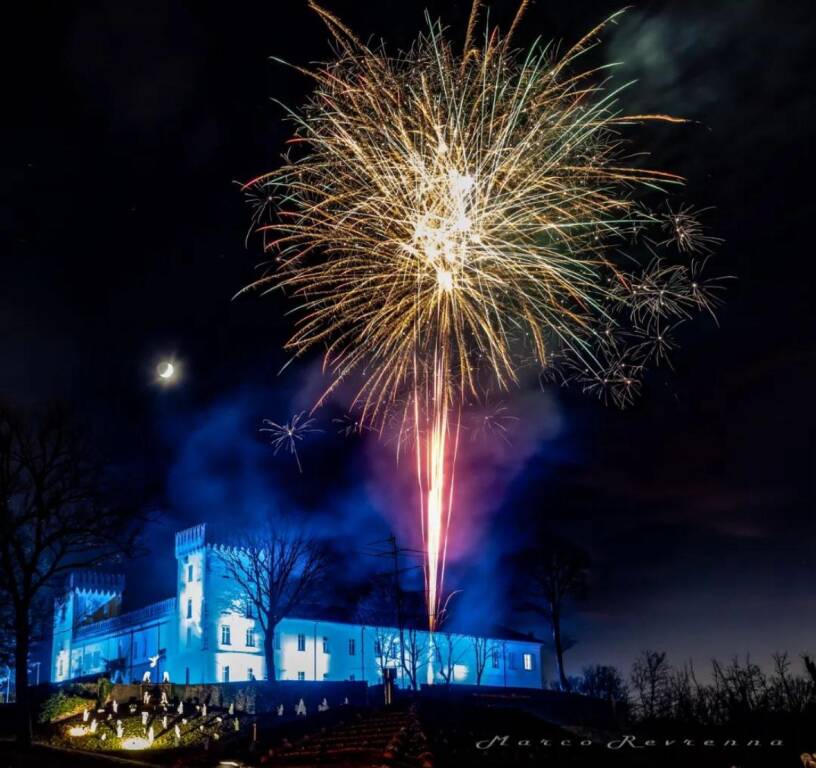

{"left": 216, "top": 521, "right": 328, "bottom": 681}
{"left": 356, "top": 575, "right": 402, "bottom": 685}
{"left": 435, "top": 631, "right": 467, "bottom": 686}
{"left": 0, "top": 404, "right": 145, "bottom": 746}
{"left": 471, "top": 636, "right": 497, "bottom": 686}
{"left": 630, "top": 650, "right": 671, "bottom": 720}
{"left": 517, "top": 536, "right": 590, "bottom": 691}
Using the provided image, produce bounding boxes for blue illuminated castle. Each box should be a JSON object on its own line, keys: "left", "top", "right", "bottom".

{"left": 52, "top": 524, "right": 544, "bottom": 689}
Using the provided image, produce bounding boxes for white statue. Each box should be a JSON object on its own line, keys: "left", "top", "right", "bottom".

{"left": 201, "top": 703, "right": 207, "bottom": 717}
{"left": 141, "top": 711, "right": 149, "bottom": 726}
{"left": 162, "top": 715, "right": 168, "bottom": 729}
{"left": 89, "top": 718, "right": 97, "bottom": 734}
{"left": 228, "top": 702, "right": 234, "bottom": 715}
{"left": 343, "top": 697, "right": 349, "bottom": 706}
{"left": 295, "top": 698, "right": 307, "bottom": 717}
{"left": 199, "top": 724, "right": 204, "bottom": 732}
{"left": 101, "top": 733, "right": 106, "bottom": 742}
{"left": 107, "top": 713, "right": 112, "bottom": 721}
{"left": 233, "top": 718, "right": 240, "bottom": 732}
{"left": 112, "top": 700, "right": 118, "bottom": 714}
{"left": 277, "top": 704, "right": 284, "bottom": 716}
{"left": 143, "top": 690, "right": 150, "bottom": 705}
{"left": 148, "top": 653, "right": 160, "bottom": 668}
{"left": 182, "top": 718, "right": 187, "bottom": 725}
{"left": 148, "top": 725, "right": 155, "bottom": 746}
{"left": 160, "top": 690, "right": 168, "bottom": 706}
{"left": 142, "top": 670, "right": 151, "bottom": 683}
{"left": 318, "top": 698, "right": 329, "bottom": 712}
{"left": 216, "top": 716, "right": 222, "bottom": 723}
{"left": 116, "top": 720, "right": 124, "bottom": 738}
{"left": 177, "top": 700, "right": 184, "bottom": 714}
{"left": 174, "top": 724, "right": 180, "bottom": 742}
{"left": 82, "top": 709, "right": 89, "bottom": 722}
{"left": 162, "top": 671, "right": 170, "bottom": 683}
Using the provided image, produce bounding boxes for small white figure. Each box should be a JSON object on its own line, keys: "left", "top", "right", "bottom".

{"left": 277, "top": 704, "right": 284, "bottom": 716}
{"left": 216, "top": 716, "right": 222, "bottom": 723}
{"left": 106, "top": 713, "right": 112, "bottom": 721}
{"left": 112, "top": 700, "right": 118, "bottom": 714}
{"left": 177, "top": 700, "right": 184, "bottom": 714}
{"left": 142, "top": 670, "right": 151, "bottom": 683}
{"left": 116, "top": 720, "right": 124, "bottom": 738}
{"left": 162, "top": 715, "right": 168, "bottom": 729}
{"left": 174, "top": 724, "right": 180, "bottom": 742}
{"left": 162, "top": 670, "right": 170, "bottom": 683}
{"left": 201, "top": 703, "right": 207, "bottom": 717}
{"left": 89, "top": 718, "right": 97, "bottom": 734}
{"left": 343, "top": 697, "right": 349, "bottom": 705}
{"left": 141, "top": 711, "right": 149, "bottom": 726}
{"left": 147, "top": 725, "right": 155, "bottom": 746}
{"left": 228, "top": 702, "right": 234, "bottom": 715}
{"left": 233, "top": 718, "right": 239, "bottom": 732}
{"left": 148, "top": 653, "right": 160, "bottom": 668}
{"left": 101, "top": 733, "right": 106, "bottom": 742}
{"left": 182, "top": 718, "right": 187, "bottom": 725}
{"left": 143, "top": 690, "right": 150, "bottom": 705}
{"left": 318, "top": 697, "right": 329, "bottom": 712}
{"left": 199, "top": 724, "right": 204, "bottom": 732}
{"left": 295, "top": 698, "right": 307, "bottom": 717}
{"left": 82, "top": 709, "right": 89, "bottom": 722}
{"left": 160, "top": 690, "right": 169, "bottom": 706}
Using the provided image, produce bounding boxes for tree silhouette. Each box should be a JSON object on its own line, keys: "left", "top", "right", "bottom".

{"left": 0, "top": 404, "right": 146, "bottom": 746}
{"left": 517, "top": 535, "right": 590, "bottom": 691}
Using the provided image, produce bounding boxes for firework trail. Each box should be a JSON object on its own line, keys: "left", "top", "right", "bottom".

{"left": 260, "top": 411, "right": 320, "bottom": 473}
{"left": 242, "top": 1, "right": 723, "bottom": 630}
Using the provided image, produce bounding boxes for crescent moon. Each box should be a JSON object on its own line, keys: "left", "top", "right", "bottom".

{"left": 158, "top": 362, "right": 175, "bottom": 379}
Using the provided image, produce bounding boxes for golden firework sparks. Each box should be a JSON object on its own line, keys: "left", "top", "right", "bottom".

{"left": 242, "top": 1, "right": 722, "bottom": 630}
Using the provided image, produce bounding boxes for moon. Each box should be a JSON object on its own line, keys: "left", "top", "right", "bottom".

{"left": 157, "top": 361, "right": 175, "bottom": 380}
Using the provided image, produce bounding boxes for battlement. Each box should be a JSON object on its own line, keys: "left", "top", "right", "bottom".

{"left": 65, "top": 571, "right": 125, "bottom": 594}
{"left": 175, "top": 523, "right": 207, "bottom": 557}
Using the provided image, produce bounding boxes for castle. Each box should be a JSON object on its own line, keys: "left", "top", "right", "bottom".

{"left": 52, "top": 524, "right": 544, "bottom": 689}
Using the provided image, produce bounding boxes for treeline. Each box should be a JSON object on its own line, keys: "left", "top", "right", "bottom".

{"left": 571, "top": 651, "right": 816, "bottom": 724}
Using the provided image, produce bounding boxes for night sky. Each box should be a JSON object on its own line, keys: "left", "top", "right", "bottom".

{"left": 3, "top": 0, "right": 814, "bottom": 680}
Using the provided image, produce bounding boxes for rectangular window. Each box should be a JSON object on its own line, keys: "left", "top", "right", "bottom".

{"left": 187, "top": 626, "right": 192, "bottom": 648}
{"left": 187, "top": 564, "right": 193, "bottom": 582}
{"left": 348, "top": 638, "right": 356, "bottom": 656}
{"left": 246, "top": 629, "right": 255, "bottom": 647}
{"left": 246, "top": 599, "right": 253, "bottom": 619}
{"left": 297, "top": 671, "right": 305, "bottom": 681}
{"left": 492, "top": 648, "right": 500, "bottom": 668}
{"left": 275, "top": 632, "right": 281, "bottom": 650}
{"left": 221, "top": 625, "right": 231, "bottom": 645}
{"left": 322, "top": 636, "right": 330, "bottom": 654}
{"left": 297, "top": 633, "right": 306, "bottom": 652}
{"left": 523, "top": 652, "right": 534, "bottom": 671}
{"left": 187, "top": 598, "right": 192, "bottom": 619}
{"left": 223, "top": 666, "right": 230, "bottom": 683}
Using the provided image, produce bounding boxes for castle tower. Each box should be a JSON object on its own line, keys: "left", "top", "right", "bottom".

{"left": 174, "top": 523, "right": 211, "bottom": 684}
{"left": 52, "top": 571, "right": 124, "bottom": 682}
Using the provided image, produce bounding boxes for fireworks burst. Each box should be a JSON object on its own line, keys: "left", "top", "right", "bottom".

{"left": 242, "top": 1, "right": 723, "bottom": 629}
{"left": 259, "top": 411, "right": 320, "bottom": 473}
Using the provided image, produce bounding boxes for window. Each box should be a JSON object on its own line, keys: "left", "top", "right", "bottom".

{"left": 223, "top": 666, "right": 230, "bottom": 683}
{"left": 187, "top": 564, "right": 194, "bottom": 582}
{"left": 248, "top": 668, "right": 255, "bottom": 681}
{"left": 297, "top": 671, "right": 305, "bottom": 681}
{"left": 186, "top": 627, "right": 192, "bottom": 648}
{"left": 348, "top": 638, "right": 356, "bottom": 656}
{"left": 297, "top": 633, "right": 306, "bottom": 652}
{"left": 322, "top": 636, "right": 330, "bottom": 654}
{"left": 246, "top": 629, "right": 255, "bottom": 647}
{"left": 491, "top": 648, "right": 500, "bottom": 668}
{"left": 246, "top": 599, "right": 253, "bottom": 619}
{"left": 275, "top": 632, "right": 281, "bottom": 650}
{"left": 523, "top": 653, "right": 534, "bottom": 671}
{"left": 57, "top": 658, "right": 63, "bottom": 676}
{"left": 186, "top": 598, "right": 192, "bottom": 619}
{"left": 221, "top": 625, "right": 231, "bottom": 645}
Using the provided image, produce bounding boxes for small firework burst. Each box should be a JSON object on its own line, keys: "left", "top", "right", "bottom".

{"left": 259, "top": 411, "right": 320, "bottom": 473}
{"left": 659, "top": 203, "right": 723, "bottom": 255}
{"left": 468, "top": 396, "right": 519, "bottom": 445}
{"left": 333, "top": 412, "right": 372, "bottom": 437}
